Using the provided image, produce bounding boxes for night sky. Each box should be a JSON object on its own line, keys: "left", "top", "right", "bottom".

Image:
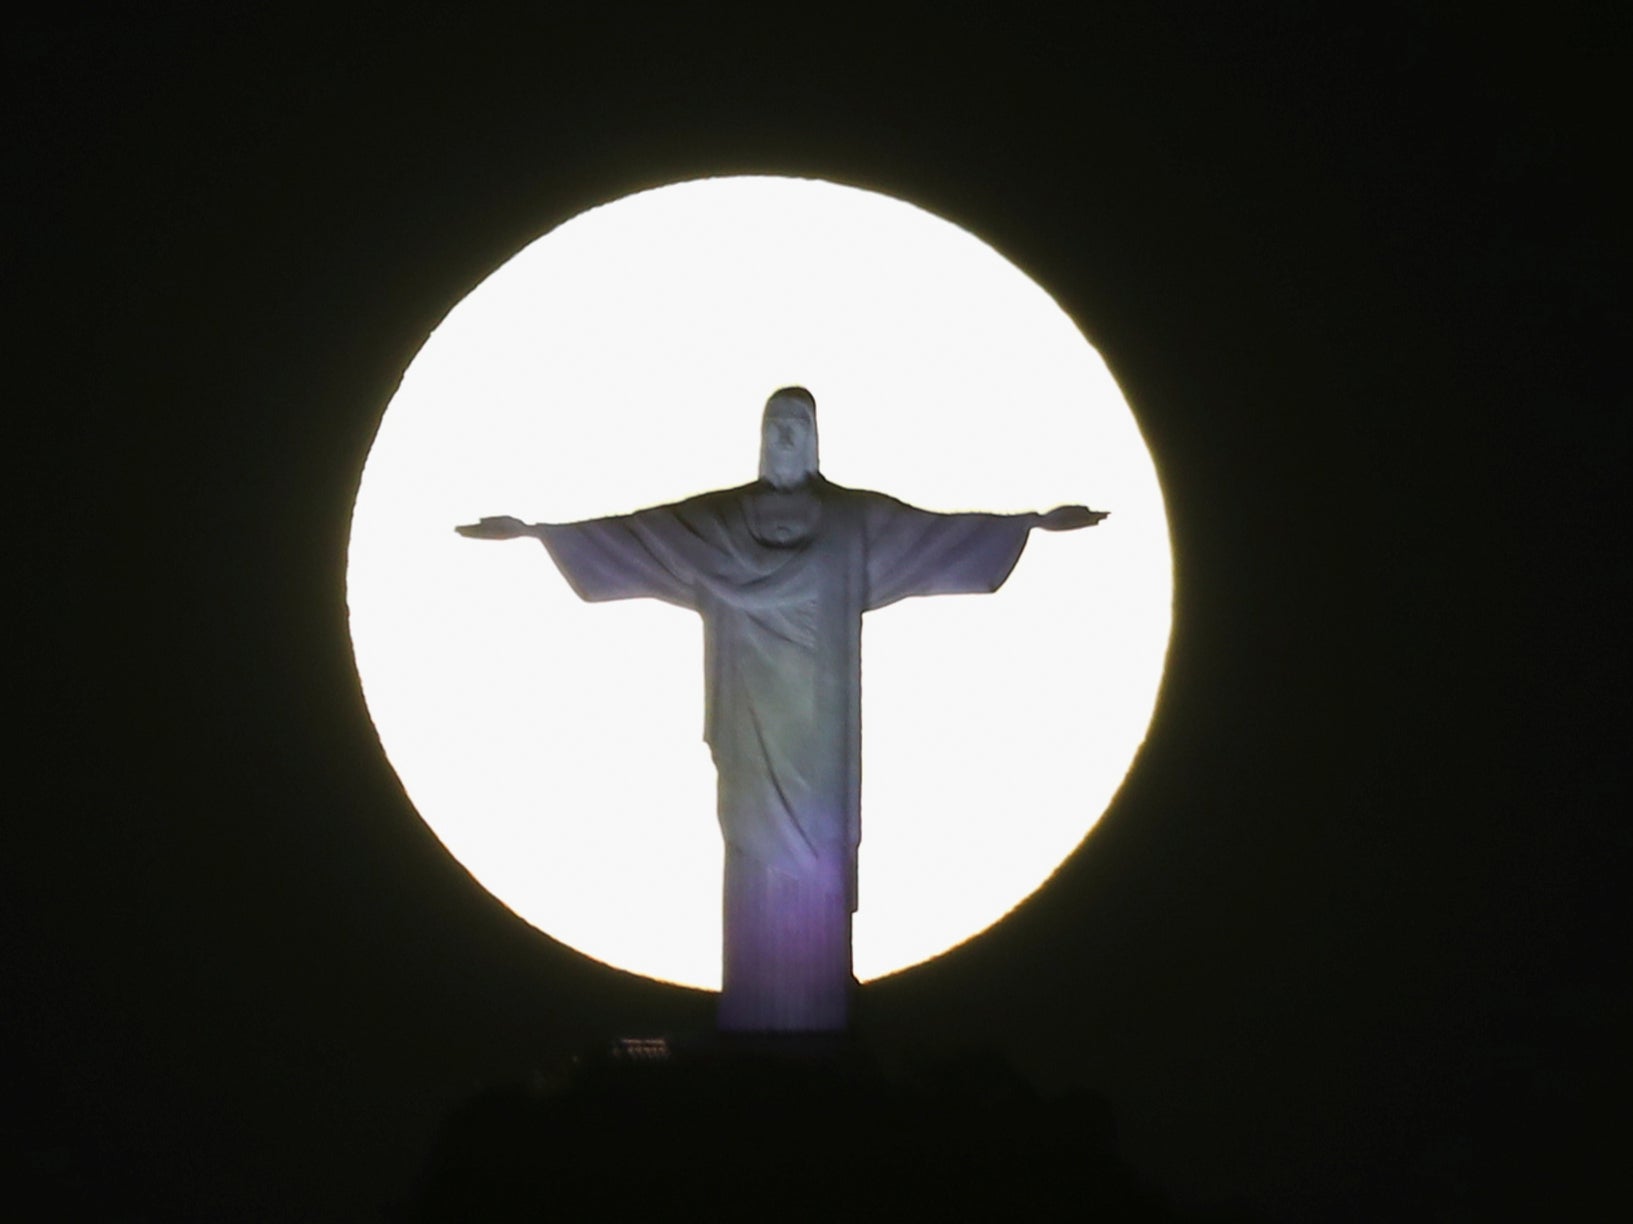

{"left": 7, "top": 5, "right": 1627, "bottom": 1220}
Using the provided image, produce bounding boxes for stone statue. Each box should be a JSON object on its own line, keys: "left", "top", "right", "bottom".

{"left": 457, "top": 387, "right": 1106, "bottom": 1034}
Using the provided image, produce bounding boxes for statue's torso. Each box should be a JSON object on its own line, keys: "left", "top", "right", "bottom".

{"left": 696, "top": 484, "right": 863, "bottom": 868}
{"left": 744, "top": 485, "right": 823, "bottom": 549}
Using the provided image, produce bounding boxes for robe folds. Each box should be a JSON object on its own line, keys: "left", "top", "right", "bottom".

{"left": 537, "top": 477, "right": 1033, "bottom": 1032}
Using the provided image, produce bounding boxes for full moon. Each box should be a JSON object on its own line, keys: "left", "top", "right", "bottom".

{"left": 348, "top": 176, "right": 1171, "bottom": 991}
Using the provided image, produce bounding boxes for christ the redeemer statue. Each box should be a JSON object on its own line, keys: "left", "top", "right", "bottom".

{"left": 457, "top": 387, "right": 1105, "bottom": 1035}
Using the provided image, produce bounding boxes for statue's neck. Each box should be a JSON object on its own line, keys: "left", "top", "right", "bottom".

{"left": 760, "top": 469, "right": 818, "bottom": 492}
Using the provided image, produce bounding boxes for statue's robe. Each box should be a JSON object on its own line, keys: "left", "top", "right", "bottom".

{"left": 537, "top": 477, "right": 1033, "bottom": 1033}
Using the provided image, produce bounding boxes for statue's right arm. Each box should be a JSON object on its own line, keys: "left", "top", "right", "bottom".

{"left": 454, "top": 515, "right": 544, "bottom": 540}
{"left": 459, "top": 501, "right": 713, "bottom": 610}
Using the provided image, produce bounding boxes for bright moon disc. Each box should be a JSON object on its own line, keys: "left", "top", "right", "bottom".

{"left": 348, "top": 177, "right": 1171, "bottom": 990}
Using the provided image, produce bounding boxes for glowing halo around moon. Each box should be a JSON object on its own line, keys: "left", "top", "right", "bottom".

{"left": 347, "top": 176, "right": 1171, "bottom": 991}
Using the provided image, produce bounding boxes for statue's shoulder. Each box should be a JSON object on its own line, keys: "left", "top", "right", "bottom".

{"left": 814, "top": 480, "right": 909, "bottom": 519}
{"left": 641, "top": 484, "right": 762, "bottom": 536}
{"left": 649, "top": 483, "right": 757, "bottom": 515}
{"left": 675, "top": 480, "right": 880, "bottom": 509}
{"left": 811, "top": 478, "right": 891, "bottom": 505}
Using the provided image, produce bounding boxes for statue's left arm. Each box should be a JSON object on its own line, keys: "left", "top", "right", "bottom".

{"left": 1035, "top": 504, "right": 1110, "bottom": 532}
{"left": 861, "top": 495, "right": 1107, "bottom": 611}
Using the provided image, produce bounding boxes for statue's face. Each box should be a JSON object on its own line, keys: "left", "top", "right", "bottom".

{"left": 760, "top": 398, "right": 818, "bottom": 489}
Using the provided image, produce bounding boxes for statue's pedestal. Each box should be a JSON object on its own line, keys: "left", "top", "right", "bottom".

{"left": 718, "top": 849, "right": 854, "bottom": 1033}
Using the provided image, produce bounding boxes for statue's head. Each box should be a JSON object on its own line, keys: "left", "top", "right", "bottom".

{"left": 759, "top": 387, "right": 819, "bottom": 489}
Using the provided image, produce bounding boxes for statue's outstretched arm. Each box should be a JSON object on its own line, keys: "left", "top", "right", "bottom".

{"left": 454, "top": 515, "right": 543, "bottom": 540}
{"left": 459, "top": 508, "right": 705, "bottom": 609}
{"left": 1033, "top": 505, "right": 1109, "bottom": 532}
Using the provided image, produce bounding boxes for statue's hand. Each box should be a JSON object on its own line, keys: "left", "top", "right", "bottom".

{"left": 1036, "top": 504, "right": 1109, "bottom": 531}
{"left": 455, "top": 515, "right": 536, "bottom": 540}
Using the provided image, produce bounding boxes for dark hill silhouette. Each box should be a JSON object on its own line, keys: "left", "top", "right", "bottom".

{"left": 410, "top": 1039, "right": 1257, "bottom": 1223}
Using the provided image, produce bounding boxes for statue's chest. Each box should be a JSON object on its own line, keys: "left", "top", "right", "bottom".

{"left": 746, "top": 489, "right": 823, "bottom": 549}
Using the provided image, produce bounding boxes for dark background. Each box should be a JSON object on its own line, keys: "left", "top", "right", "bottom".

{"left": 7, "top": 4, "right": 1627, "bottom": 1220}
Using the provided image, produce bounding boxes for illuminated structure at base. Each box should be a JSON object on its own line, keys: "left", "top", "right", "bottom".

{"left": 459, "top": 387, "right": 1106, "bottom": 1031}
